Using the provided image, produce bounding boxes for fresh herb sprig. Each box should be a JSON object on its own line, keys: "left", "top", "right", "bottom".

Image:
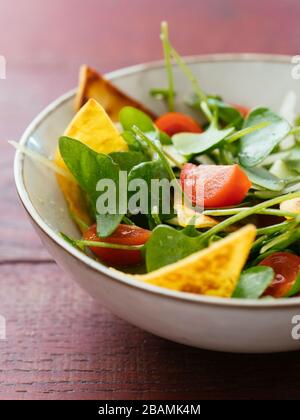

{"left": 200, "top": 191, "right": 300, "bottom": 243}
{"left": 160, "top": 21, "right": 175, "bottom": 112}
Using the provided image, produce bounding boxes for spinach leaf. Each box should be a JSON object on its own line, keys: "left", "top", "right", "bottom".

{"left": 128, "top": 161, "right": 169, "bottom": 185}
{"left": 145, "top": 225, "right": 204, "bottom": 272}
{"left": 239, "top": 108, "right": 290, "bottom": 167}
{"left": 172, "top": 124, "right": 234, "bottom": 155}
{"left": 128, "top": 160, "right": 172, "bottom": 218}
{"left": 120, "top": 107, "right": 171, "bottom": 146}
{"left": 131, "top": 126, "right": 178, "bottom": 183}
{"left": 96, "top": 213, "right": 124, "bottom": 238}
{"left": 120, "top": 106, "right": 155, "bottom": 132}
{"left": 109, "top": 151, "right": 148, "bottom": 172}
{"left": 122, "top": 130, "right": 145, "bottom": 152}
{"left": 243, "top": 166, "right": 284, "bottom": 191}
{"left": 59, "top": 136, "right": 107, "bottom": 207}
{"left": 95, "top": 153, "right": 125, "bottom": 236}
{"left": 232, "top": 266, "right": 274, "bottom": 299}
{"left": 285, "top": 273, "right": 300, "bottom": 297}
{"left": 59, "top": 136, "right": 124, "bottom": 237}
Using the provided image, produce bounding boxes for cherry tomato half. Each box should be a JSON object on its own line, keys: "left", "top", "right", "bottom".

{"left": 180, "top": 163, "right": 251, "bottom": 208}
{"left": 155, "top": 112, "right": 203, "bottom": 137}
{"left": 259, "top": 252, "right": 300, "bottom": 298}
{"left": 83, "top": 224, "right": 151, "bottom": 266}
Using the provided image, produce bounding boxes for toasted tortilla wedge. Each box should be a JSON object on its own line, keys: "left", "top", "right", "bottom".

{"left": 55, "top": 98, "right": 128, "bottom": 230}
{"left": 75, "top": 65, "right": 157, "bottom": 121}
{"left": 171, "top": 200, "right": 217, "bottom": 228}
{"left": 136, "top": 225, "right": 256, "bottom": 297}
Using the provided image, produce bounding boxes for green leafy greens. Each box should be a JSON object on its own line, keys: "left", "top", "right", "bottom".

{"left": 55, "top": 22, "right": 300, "bottom": 301}
{"left": 59, "top": 136, "right": 125, "bottom": 237}
{"left": 239, "top": 108, "right": 291, "bottom": 167}
{"left": 232, "top": 266, "right": 274, "bottom": 299}
{"left": 173, "top": 124, "right": 234, "bottom": 155}
{"left": 145, "top": 225, "right": 205, "bottom": 272}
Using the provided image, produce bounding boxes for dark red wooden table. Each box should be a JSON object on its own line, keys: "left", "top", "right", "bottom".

{"left": 1, "top": 0, "right": 300, "bottom": 400}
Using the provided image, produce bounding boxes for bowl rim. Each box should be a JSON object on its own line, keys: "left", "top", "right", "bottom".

{"left": 14, "top": 53, "right": 300, "bottom": 308}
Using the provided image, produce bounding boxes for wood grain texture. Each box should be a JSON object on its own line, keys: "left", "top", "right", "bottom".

{"left": 1, "top": 263, "right": 300, "bottom": 400}
{"left": 1, "top": 0, "right": 300, "bottom": 400}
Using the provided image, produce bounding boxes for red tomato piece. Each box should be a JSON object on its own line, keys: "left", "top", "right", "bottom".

{"left": 259, "top": 252, "right": 300, "bottom": 298}
{"left": 231, "top": 103, "right": 250, "bottom": 118}
{"left": 83, "top": 224, "right": 151, "bottom": 266}
{"left": 155, "top": 112, "right": 203, "bottom": 136}
{"left": 180, "top": 163, "right": 251, "bottom": 208}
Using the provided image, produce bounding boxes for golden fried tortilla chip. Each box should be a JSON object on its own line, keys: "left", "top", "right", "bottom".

{"left": 172, "top": 200, "right": 217, "bottom": 228}
{"left": 74, "top": 65, "right": 157, "bottom": 121}
{"left": 136, "top": 225, "right": 256, "bottom": 298}
{"left": 55, "top": 98, "right": 128, "bottom": 230}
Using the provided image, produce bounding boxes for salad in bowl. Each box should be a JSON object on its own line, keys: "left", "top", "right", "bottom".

{"left": 14, "top": 23, "right": 300, "bottom": 302}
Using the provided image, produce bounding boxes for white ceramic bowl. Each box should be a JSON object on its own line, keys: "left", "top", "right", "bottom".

{"left": 14, "top": 54, "right": 300, "bottom": 353}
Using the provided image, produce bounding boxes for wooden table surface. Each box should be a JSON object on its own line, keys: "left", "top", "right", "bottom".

{"left": 1, "top": 0, "right": 300, "bottom": 400}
